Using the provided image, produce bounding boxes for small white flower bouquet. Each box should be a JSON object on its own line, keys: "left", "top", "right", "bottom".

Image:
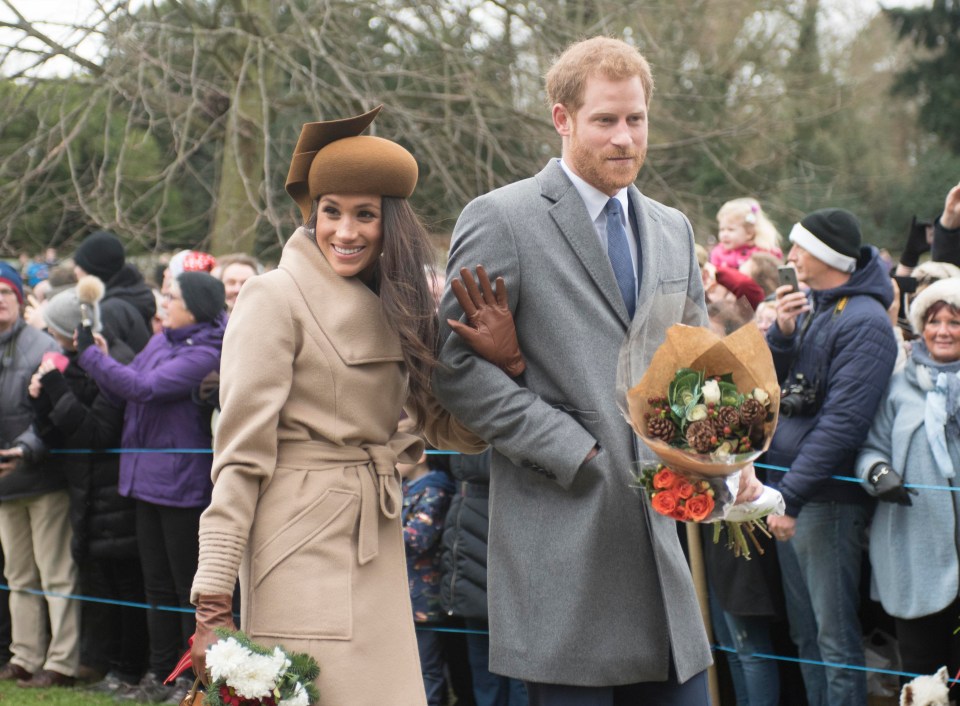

{"left": 203, "top": 629, "right": 319, "bottom": 706}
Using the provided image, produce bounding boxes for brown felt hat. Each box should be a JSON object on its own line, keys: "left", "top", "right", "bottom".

{"left": 285, "top": 105, "right": 418, "bottom": 222}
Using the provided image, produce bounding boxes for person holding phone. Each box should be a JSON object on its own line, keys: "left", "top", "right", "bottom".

{"left": 0, "top": 262, "right": 79, "bottom": 688}
{"left": 28, "top": 276, "right": 147, "bottom": 695}
{"left": 764, "top": 209, "right": 898, "bottom": 706}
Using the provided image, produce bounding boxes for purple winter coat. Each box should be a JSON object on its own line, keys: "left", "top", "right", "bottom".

{"left": 78, "top": 314, "right": 225, "bottom": 508}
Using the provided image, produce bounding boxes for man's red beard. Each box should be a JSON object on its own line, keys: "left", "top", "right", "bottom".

{"left": 568, "top": 137, "right": 646, "bottom": 195}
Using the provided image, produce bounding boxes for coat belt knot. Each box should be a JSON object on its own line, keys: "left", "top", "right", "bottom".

{"left": 357, "top": 443, "right": 405, "bottom": 565}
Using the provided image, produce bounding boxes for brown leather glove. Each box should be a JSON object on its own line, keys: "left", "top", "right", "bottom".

{"left": 447, "top": 265, "right": 525, "bottom": 377}
{"left": 190, "top": 593, "right": 236, "bottom": 685}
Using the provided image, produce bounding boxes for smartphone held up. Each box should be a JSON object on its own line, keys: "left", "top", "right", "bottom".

{"left": 777, "top": 265, "right": 799, "bottom": 294}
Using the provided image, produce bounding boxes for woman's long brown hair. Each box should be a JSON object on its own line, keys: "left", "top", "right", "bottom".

{"left": 307, "top": 196, "right": 438, "bottom": 429}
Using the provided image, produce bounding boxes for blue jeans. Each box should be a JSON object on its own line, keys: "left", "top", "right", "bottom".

{"left": 708, "top": 589, "right": 749, "bottom": 705}
{"left": 723, "top": 613, "right": 780, "bottom": 706}
{"left": 709, "top": 587, "right": 779, "bottom": 706}
{"left": 464, "top": 619, "right": 528, "bottom": 706}
{"left": 777, "top": 502, "right": 868, "bottom": 706}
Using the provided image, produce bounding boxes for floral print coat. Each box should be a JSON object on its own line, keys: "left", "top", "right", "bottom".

{"left": 402, "top": 470, "right": 455, "bottom": 624}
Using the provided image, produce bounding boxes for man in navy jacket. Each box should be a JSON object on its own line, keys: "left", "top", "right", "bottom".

{"left": 765, "top": 208, "right": 898, "bottom": 706}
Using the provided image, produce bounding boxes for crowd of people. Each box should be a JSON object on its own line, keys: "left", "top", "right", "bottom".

{"left": 0, "top": 34, "right": 958, "bottom": 706}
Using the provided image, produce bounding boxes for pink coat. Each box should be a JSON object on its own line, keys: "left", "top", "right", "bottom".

{"left": 709, "top": 243, "right": 782, "bottom": 269}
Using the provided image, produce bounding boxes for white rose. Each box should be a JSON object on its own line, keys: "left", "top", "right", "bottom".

{"left": 752, "top": 388, "right": 770, "bottom": 406}
{"left": 702, "top": 379, "right": 721, "bottom": 405}
{"left": 686, "top": 404, "right": 708, "bottom": 421}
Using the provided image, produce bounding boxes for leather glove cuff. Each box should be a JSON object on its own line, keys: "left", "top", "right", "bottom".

{"left": 195, "top": 593, "right": 235, "bottom": 628}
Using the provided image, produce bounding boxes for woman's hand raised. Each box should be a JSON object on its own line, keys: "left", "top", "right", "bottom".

{"left": 447, "top": 265, "right": 525, "bottom": 377}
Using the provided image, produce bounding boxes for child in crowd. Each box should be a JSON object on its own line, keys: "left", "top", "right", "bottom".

{"left": 710, "top": 197, "right": 783, "bottom": 269}
{"left": 754, "top": 298, "right": 778, "bottom": 334}
{"left": 400, "top": 450, "right": 455, "bottom": 706}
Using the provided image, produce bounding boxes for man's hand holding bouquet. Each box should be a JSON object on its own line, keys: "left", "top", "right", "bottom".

{"left": 619, "top": 321, "right": 785, "bottom": 558}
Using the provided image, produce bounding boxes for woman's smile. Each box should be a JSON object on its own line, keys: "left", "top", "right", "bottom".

{"left": 315, "top": 194, "right": 384, "bottom": 282}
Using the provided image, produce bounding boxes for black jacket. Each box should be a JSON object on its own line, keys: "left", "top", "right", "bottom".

{"left": 30, "top": 340, "right": 138, "bottom": 563}
{"left": 440, "top": 450, "right": 492, "bottom": 620}
{"left": 931, "top": 217, "right": 960, "bottom": 267}
{"left": 101, "top": 264, "right": 156, "bottom": 353}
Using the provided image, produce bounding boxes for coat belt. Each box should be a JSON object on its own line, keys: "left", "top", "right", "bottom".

{"left": 275, "top": 434, "right": 424, "bottom": 566}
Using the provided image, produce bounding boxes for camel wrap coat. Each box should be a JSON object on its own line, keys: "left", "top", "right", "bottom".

{"left": 191, "top": 228, "right": 485, "bottom": 706}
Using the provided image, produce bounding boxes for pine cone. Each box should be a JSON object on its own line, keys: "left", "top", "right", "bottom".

{"left": 686, "top": 420, "right": 717, "bottom": 453}
{"left": 647, "top": 415, "right": 677, "bottom": 443}
{"left": 740, "top": 398, "right": 766, "bottom": 426}
{"left": 716, "top": 405, "right": 740, "bottom": 433}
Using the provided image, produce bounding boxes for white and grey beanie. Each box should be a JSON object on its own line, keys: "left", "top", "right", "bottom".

{"left": 788, "top": 208, "right": 861, "bottom": 274}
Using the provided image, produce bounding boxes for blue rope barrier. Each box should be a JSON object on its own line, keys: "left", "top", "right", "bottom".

{"left": 0, "top": 583, "right": 948, "bottom": 682}
{"left": 753, "top": 461, "right": 960, "bottom": 493}
{"left": 711, "top": 644, "right": 959, "bottom": 685}
{"left": 42, "top": 452, "right": 958, "bottom": 493}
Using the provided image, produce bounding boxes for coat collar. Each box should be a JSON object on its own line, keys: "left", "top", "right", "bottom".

{"left": 537, "top": 159, "right": 664, "bottom": 328}
{"left": 278, "top": 228, "right": 403, "bottom": 364}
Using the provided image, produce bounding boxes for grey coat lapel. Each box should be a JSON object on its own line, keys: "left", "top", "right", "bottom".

{"left": 538, "top": 161, "right": 632, "bottom": 327}
{"left": 630, "top": 187, "right": 663, "bottom": 325}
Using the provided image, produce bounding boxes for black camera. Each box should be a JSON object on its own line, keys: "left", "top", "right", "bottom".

{"left": 780, "top": 373, "right": 820, "bottom": 418}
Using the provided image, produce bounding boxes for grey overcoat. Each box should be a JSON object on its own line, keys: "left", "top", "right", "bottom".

{"left": 433, "top": 160, "right": 713, "bottom": 686}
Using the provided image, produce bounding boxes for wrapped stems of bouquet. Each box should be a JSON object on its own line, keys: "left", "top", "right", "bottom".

{"left": 636, "top": 464, "right": 785, "bottom": 558}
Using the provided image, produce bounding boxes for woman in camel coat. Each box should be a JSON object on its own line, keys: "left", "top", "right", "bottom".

{"left": 189, "top": 107, "right": 492, "bottom": 706}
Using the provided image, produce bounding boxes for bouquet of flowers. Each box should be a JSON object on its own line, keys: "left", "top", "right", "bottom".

{"left": 619, "top": 322, "right": 786, "bottom": 557}
{"left": 624, "top": 323, "right": 780, "bottom": 476}
{"left": 169, "top": 629, "right": 320, "bottom": 706}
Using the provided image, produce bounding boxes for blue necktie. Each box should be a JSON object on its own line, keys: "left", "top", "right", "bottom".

{"left": 605, "top": 198, "right": 636, "bottom": 319}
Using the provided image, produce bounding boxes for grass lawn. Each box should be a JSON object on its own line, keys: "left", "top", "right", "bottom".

{"left": 0, "top": 681, "right": 145, "bottom": 704}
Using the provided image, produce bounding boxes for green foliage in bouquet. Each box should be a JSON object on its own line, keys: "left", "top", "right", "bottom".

{"left": 646, "top": 368, "right": 771, "bottom": 456}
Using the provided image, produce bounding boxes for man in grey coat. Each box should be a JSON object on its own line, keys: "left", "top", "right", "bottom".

{"left": 0, "top": 262, "right": 80, "bottom": 687}
{"left": 434, "top": 37, "right": 758, "bottom": 705}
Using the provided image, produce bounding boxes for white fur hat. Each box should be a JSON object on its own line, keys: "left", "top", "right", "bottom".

{"left": 909, "top": 277, "right": 960, "bottom": 335}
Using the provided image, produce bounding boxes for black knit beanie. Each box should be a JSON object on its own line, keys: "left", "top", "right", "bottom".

{"left": 74, "top": 231, "right": 126, "bottom": 281}
{"left": 788, "top": 208, "right": 862, "bottom": 274}
{"left": 177, "top": 272, "right": 225, "bottom": 323}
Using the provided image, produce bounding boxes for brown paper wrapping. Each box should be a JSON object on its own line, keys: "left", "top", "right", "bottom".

{"left": 626, "top": 322, "right": 780, "bottom": 477}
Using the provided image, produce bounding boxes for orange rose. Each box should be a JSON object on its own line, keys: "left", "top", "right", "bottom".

{"left": 670, "top": 502, "right": 689, "bottom": 521}
{"left": 676, "top": 480, "right": 695, "bottom": 499}
{"left": 653, "top": 468, "right": 679, "bottom": 490}
{"left": 686, "top": 493, "right": 716, "bottom": 522}
{"left": 651, "top": 490, "right": 677, "bottom": 516}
